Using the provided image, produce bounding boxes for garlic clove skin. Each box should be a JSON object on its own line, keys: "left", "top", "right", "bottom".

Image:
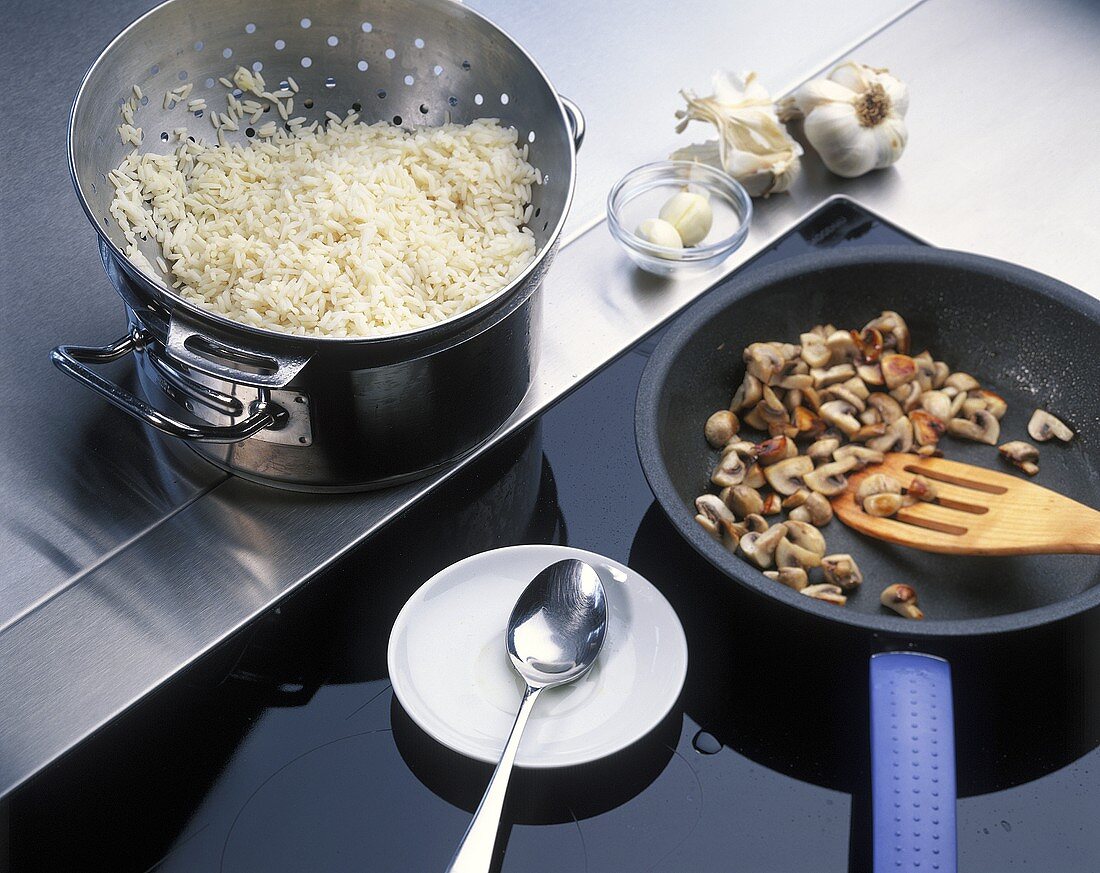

{"left": 659, "top": 191, "right": 713, "bottom": 246}
{"left": 635, "top": 217, "right": 683, "bottom": 249}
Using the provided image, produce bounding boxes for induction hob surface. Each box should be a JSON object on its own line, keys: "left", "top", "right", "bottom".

{"left": 9, "top": 201, "right": 1098, "bottom": 873}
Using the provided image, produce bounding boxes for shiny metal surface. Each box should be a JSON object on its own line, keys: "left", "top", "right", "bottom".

{"left": 58, "top": 0, "right": 581, "bottom": 487}
{"left": 447, "top": 559, "right": 607, "bottom": 873}
{"left": 4, "top": 0, "right": 1100, "bottom": 798}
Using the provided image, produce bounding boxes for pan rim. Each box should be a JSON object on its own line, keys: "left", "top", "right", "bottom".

{"left": 635, "top": 244, "right": 1100, "bottom": 639}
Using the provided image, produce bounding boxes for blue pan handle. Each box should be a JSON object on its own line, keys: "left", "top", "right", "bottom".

{"left": 870, "top": 652, "right": 957, "bottom": 873}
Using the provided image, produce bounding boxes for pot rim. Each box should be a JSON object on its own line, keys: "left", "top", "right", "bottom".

{"left": 635, "top": 244, "right": 1100, "bottom": 640}
{"left": 68, "top": 0, "right": 577, "bottom": 349}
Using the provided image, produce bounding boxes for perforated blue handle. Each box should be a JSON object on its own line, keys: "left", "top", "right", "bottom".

{"left": 870, "top": 652, "right": 957, "bottom": 873}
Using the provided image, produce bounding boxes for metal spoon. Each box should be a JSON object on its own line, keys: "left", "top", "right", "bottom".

{"left": 445, "top": 558, "right": 608, "bottom": 873}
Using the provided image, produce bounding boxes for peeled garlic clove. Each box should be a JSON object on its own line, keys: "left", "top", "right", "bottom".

{"left": 635, "top": 217, "right": 683, "bottom": 249}
{"left": 659, "top": 192, "right": 713, "bottom": 246}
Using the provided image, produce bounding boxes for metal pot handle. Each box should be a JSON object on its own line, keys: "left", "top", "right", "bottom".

{"left": 51, "top": 330, "right": 287, "bottom": 443}
{"left": 559, "top": 95, "right": 586, "bottom": 151}
{"left": 166, "top": 312, "right": 312, "bottom": 389}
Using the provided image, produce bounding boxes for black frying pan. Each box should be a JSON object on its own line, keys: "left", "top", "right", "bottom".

{"left": 635, "top": 246, "right": 1100, "bottom": 873}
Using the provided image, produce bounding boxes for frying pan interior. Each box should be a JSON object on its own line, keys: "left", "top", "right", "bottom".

{"left": 641, "top": 246, "right": 1100, "bottom": 627}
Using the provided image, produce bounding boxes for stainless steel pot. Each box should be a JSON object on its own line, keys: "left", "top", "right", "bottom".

{"left": 53, "top": 0, "right": 583, "bottom": 490}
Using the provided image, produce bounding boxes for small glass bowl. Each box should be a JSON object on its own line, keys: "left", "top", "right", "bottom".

{"left": 607, "top": 161, "right": 752, "bottom": 276}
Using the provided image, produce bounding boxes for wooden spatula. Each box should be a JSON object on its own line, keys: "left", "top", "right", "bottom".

{"left": 832, "top": 454, "right": 1100, "bottom": 556}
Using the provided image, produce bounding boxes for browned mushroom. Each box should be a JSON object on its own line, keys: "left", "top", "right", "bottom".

{"left": 857, "top": 361, "right": 885, "bottom": 386}
{"left": 761, "top": 492, "right": 783, "bottom": 515}
{"left": 764, "top": 455, "right": 814, "bottom": 495}
{"left": 755, "top": 435, "right": 797, "bottom": 466}
{"left": 880, "top": 583, "right": 923, "bottom": 619}
{"left": 867, "top": 416, "right": 914, "bottom": 453}
{"left": 905, "top": 474, "right": 938, "bottom": 502}
{"left": 723, "top": 483, "right": 765, "bottom": 517}
{"left": 803, "top": 456, "right": 859, "bottom": 496}
{"left": 909, "top": 410, "right": 946, "bottom": 447}
{"left": 856, "top": 472, "right": 902, "bottom": 506}
{"left": 781, "top": 489, "right": 810, "bottom": 510}
{"left": 833, "top": 444, "right": 886, "bottom": 469}
{"left": 998, "top": 440, "right": 1040, "bottom": 476}
{"left": 743, "top": 343, "right": 787, "bottom": 385}
{"left": 806, "top": 436, "right": 842, "bottom": 463}
{"left": 881, "top": 353, "right": 918, "bottom": 390}
{"left": 944, "top": 372, "right": 980, "bottom": 393}
{"left": 863, "top": 311, "right": 910, "bottom": 354}
{"left": 825, "top": 330, "right": 859, "bottom": 364}
{"left": 918, "top": 390, "right": 952, "bottom": 422}
{"left": 864, "top": 492, "right": 904, "bottom": 517}
{"left": 821, "top": 554, "right": 863, "bottom": 590}
{"left": 799, "top": 332, "right": 832, "bottom": 368}
{"left": 819, "top": 399, "right": 862, "bottom": 437}
{"left": 730, "top": 372, "right": 763, "bottom": 412}
{"left": 711, "top": 449, "right": 747, "bottom": 487}
{"left": 739, "top": 523, "right": 787, "bottom": 569}
{"left": 866, "top": 392, "right": 904, "bottom": 424}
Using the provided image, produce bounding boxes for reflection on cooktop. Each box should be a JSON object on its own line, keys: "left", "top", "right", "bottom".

{"left": 8, "top": 201, "right": 1098, "bottom": 873}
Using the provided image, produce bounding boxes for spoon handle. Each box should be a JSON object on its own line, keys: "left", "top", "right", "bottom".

{"left": 445, "top": 684, "right": 542, "bottom": 873}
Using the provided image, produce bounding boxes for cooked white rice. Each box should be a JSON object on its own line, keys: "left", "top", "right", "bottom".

{"left": 108, "top": 114, "right": 540, "bottom": 337}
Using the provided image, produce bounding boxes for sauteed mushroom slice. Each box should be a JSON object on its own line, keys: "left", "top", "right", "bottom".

{"left": 745, "top": 464, "right": 767, "bottom": 489}
{"left": 744, "top": 513, "right": 770, "bottom": 533}
{"left": 881, "top": 583, "right": 924, "bottom": 619}
{"left": 931, "top": 361, "right": 950, "bottom": 389}
{"left": 866, "top": 392, "right": 904, "bottom": 424}
{"left": 833, "top": 444, "right": 885, "bottom": 469}
{"left": 944, "top": 372, "right": 980, "bottom": 393}
{"left": 764, "top": 455, "right": 814, "bottom": 495}
{"left": 881, "top": 353, "right": 918, "bottom": 390}
{"left": 905, "top": 474, "right": 939, "bottom": 502}
{"left": 864, "top": 492, "right": 904, "bottom": 517}
{"left": 783, "top": 520, "right": 826, "bottom": 558}
{"left": 919, "top": 390, "right": 952, "bottom": 422}
{"left": 806, "top": 436, "right": 841, "bottom": 463}
{"left": 1027, "top": 409, "right": 1074, "bottom": 442}
{"left": 730, "top": 372, "right": 764, "bottom": 412}
{"left": 761, "top": 493, "right": 784, "bottom": 515}
{"left": 800, "top": 332, "right": 832, "bottom": 368}
{"left": 866, "top": 416, "right": 914, "bottom": 453}
{"left": 744, "top": 343, "right": 787, "bottom": 385}
{"left": 856, "top": 472, "right": 902, "bottom": 506}
{"left": 863, "top": 311, "right": 910, "bottom": 355}
{"left": 724, "top": 484, "right": 765, "bottom": 517}
{"left": 851, "top": 422, "right": 888, "bottom": 443}
{"left": 802, "top": 583, "right": 847, "bottom": 605}
{"left": 947, "top": 409, "right": 1000, "bottom": 445}
{"left": 694, "top": 494, "right": 746, "bottom": 550}
{"left": 998, "top": 440, "right": 1040, "bottom": 476}
{"left": 856, "top": 361, "right": 885, "bottom": 386}
{"left": 711, "top": 448, "right": 748, "bottom": 486}
{"left": 739, "top": 523, "right": 787, "bottom": 569}
{"left": 825, "top": 330, "right": 859, "bottom": 365}
{"left": 892, "top": 381, "right": 923, "bottom": 413}
{"left": 792, "top": 406, "right": 826, "bottom": 440}
{"left": 705, "top": 410, "right": 740, "bottom": 448}
{"left": 909, "top": 410, "right": 946, "bottom": 447}
{"left": 781, "top": 489, "right": 810, "bottom": 510}
{"left": 812, "top": 364, "right": 857, "bottom": 388}
{"left": 803, "top": 456, "right": 859, "bottom": 496}
{"left": 756, "top": 435, "right": 797, "bottom": 466}
{"left": 788, "top": 491, "right": 834, "bottom": 526}
{"left": 819, "top": 400, "right": 862, "bottom": 437}
{"left": 821, "top": 553, "right": 862, "bottom": 590}
{"left": 971, "top": 389, "right": 1008, "bottom": 420}
{"left": 764, "top": 567, "right": 809, "bottom": 591}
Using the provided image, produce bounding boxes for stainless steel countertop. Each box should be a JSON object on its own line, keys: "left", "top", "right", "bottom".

{"left": 2, "top": 0, "right": 1098, "bottom": 797}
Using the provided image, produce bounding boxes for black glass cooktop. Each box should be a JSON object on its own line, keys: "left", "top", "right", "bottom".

{"left": 9, "top": 200, "right": 1099, "bottom": 872}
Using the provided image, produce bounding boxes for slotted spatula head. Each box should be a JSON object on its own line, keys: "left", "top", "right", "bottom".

{"left": 833, "top": 454, "right": 1100, "bottom": 556}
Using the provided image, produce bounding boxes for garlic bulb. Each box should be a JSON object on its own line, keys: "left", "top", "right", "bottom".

{"left": 671, "top": 71, "right": 802, "bottom": 197}
{"left": 780, "top": 62, "right": 908, "bottom": 178}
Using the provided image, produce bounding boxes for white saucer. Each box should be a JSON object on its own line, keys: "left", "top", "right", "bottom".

{"left": 387, "top": 545, "right": 688, "bottom": 768}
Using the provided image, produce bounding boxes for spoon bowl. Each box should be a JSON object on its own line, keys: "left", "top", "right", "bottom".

{"left": 507, "top": 560, "right": 608, "bottom": 688}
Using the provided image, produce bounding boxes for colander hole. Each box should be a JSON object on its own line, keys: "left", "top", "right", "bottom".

{"left": 433, "top": 65, "right": 443, "bottom": 76}
{"left": 474, "top": 93, "right": 483, "bottom": 105}
{"left": 275, "top": 39, "right": 285, "bottom": 51}
{"left": 245, "top": 22, "right": 256, "bottom": 33}
{"left": 303, "top": 97, "right": 314, "bottom": 108}
{"left": 403, "top": 75, "right": 414, "bottom": 85}
{"left": 300, "top": 17, "right": 311, "bottom": 29}
{"left": 252, "top": 61, "right": 263, "bottom": 72}
{"left": 361, "top": 21, "right": 372, "bottom": 32}
{"left": 534, "top": 207, "right": 540, "bottom": 216}
{"left": 103, "top": 216, "right": 109, "bottom": 226}
{"left": 245, "top": 127, "right": 255, "bottom": 137}
{"left": 90, "top": 181, "right": 96, "bottom": 193}
{"left": 325, "top": 77, "right": 336, "bottom": 88}
{"left": 205, "top": 77, "right": 215, "bottom": 88}
{"left": 327, "top": 35, "right": 338, "bottom": 46}
{"left": 544, "top": 173, "right": 550, "bottom": 182}
{"left": 150, "top": 64, "right": 160, "bottom": 75}
{"left": 377, "top": 89, "right": 386, "bottom": 99}
{"left": 385, "top": 48, "right": 396, "bottom": 59}
{"left": 223, "top": 48, "right": 233, "bottom": 58}
{"left": 414, "top": 37, "right": 424, "bottom": 48}
{"left": 357, "top": 60, "right": 368, "bottom": 72}
{"left": 194, "top": 41, "right": 203, "bottom": 51}
{"left": 500, "top": 93, "right": 509, "bottom": 104}
{"left": 543, "top": 221, "right": 548, "bottom": 230}
{"left": 178, "top": 71, "right": 188, "bottom": 81}
{"left": 194, "top": 109, "right": 203, "bottom": 118}
{"left": 232, "top": 88, "right": 243, "bottom": 97}
{"left": 448, "top": 95, "right": 458, "bottom": 106}
{"left": 301, "top": 57, "right": 312, "bottom": 68}
{"left": 419, "top": 103, "right": 429, "bottom": 114}
{"left": 160, "top": 131, "right": 169, "bottom": 142}
{"left": 528, "top": 131, "right": 536, "bottom": 142}
{"left": 263, "top": 104, "right": 271, "bottom": 112}
{"left": 141, "top": 95, "right": 149, "bottom": 105}
{"left": 461, "top": 60, "right": 470, "bottom": 70}
{"left": 352, "top": 101, "right": 362, "bottom": 111}
{"left": 279, "top": 80, "right": 289, "bottom": 89}
{"left": 392, "top": 115, "right": 402, "bottom": 125}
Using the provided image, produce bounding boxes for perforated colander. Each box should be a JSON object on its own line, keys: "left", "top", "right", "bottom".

{"left": 68, "top": 0, "right": 582, "bottom": 339}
